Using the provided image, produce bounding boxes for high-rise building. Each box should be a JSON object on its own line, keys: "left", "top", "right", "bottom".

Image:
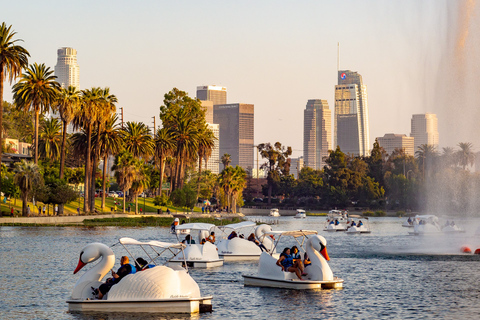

{"left": 304, "top": 99, "right": 332, "bottom": 169}
{"left": 377, "top": 134, "right": 415, "bottom": 156}
{"left": 290, "top": 156, "right": 304, "bottom": 179}
{"left": 202, "top": 123, "right": 220, "bottom": 174}
{"left": 197, "top": 85, "right": 227, "bottom": 106}
{"left": 410, "top": 113, "right": 439, "bottom": 152}
{"left": 334, "top": 70, "right": 370, "bottom": 156}
{"left": 200, "top": 100, "right": 214, "bottom": 124}
{"left": 213, "top": 103, "right": 254, "bottom": 171}
{"left": 54, "top": 47, "right": 80, "bottom": 89}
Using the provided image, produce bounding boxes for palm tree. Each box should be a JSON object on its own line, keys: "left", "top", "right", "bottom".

{"left": 196, "top": 124, "right": 216, "bottom": 196}
{"left": 73, "top": 87, "right": 101, "bottom": 212}
{"left": 122, "top": 121, "right": 154, "bottom": 159}
{"left": 0, "top": 23, "right": 29, "bottom": 199}
{"left": 456, "top": 142, "right": 475, "bottom": 170}
{"left": 98, "top": 115, "right": 123, "bottom": 209}
{"left": 38, "top": 117, "right": 62, "bottom": 160}
{"left": 13, "top": 160, "right": 42, "bottom": 216}
{"left": 230, "top": 166, "right": 247, "bottom": 213}
{"left": 155, "top": 127, "right": 175, "bottom": 196}
{"left": 12, "top": 63, "right": 60, "bottom": 164}
{"left": 415, "top": 144, "right": 438, "bottom": 179}
{"left": 113, "top": 151, "right": 139, "bottom": 213}
{"left": 54, "top": 85, "right": 79, "bottom": 179}
{"left": 130, "top": 162, "right": 151, "bottom": 214}
{"left": 221, "top": 153, "right": 231, "bottom": 170}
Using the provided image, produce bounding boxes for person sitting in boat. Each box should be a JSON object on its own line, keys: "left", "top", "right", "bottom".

{"left": 291, "top": 246, "right": 305, "bottom": 274}
{"left": 228, "top": 231, "right": 238, "bottom": 240}
{"left": 329, "top": 220, "right": 335, "bottom": 225}
{"left": 97, "top": 256, "right": 136, "bottom": 299}
{"left": 350, "top": 221, "right": 356, "bottom": 227}
{"left": 201, "top": 238, "right": 206, "bottom": 245}
{"left": 207, "top": 231, "right": 215, "bottom": 243}
{"left": 445, "top": 220, "right": 450, "bottom": 227}
{"left": 276, "top": 248, "right": 303, "bottom": 280}
{"left": 303, "top": 252, "right": 311, "bottom": 266}
{"left": 248, "top": 233, "right": 268, "bottom": 252}
{"left": 357, "top": 220, "right": 363, "bottom": 227}
{"left": 407, "top": 217, "right": 412, "bottom": 224}
{"left": 183, "top": 234, "right": 195, "bottom": 244}
{"left": 135, "top": 257, "right": 155, "bottom": 271}
{"left": 334, "top": 219, "right": 339, "bottom": 226}
{"left": 239, "top": 234, "right": 245, "bottom": 239}
{"left": 451, "top": 221, "right": 456, "bottom": 227}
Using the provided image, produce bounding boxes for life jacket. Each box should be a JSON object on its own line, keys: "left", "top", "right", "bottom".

{"left": 281, "top": 253, "right": 293, "bottom": 268}
{"left": 128, "top": 263, "right": 137, "bottom": 274}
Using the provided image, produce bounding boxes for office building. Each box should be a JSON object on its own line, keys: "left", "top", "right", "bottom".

{"left": 334, "top": 70, "right": 370, "bottom": 156}
{"left": 290, "top": 156, "right": 304, "bottom": 179}
{"left": 201, "top": 123, "right": 220, "bottom": 174}
{"left": 200, "top": 100, "right": 214, "bottom": 124}
{"left": 410, "top": 113, "right": 439, "bottom": 152}
{"left": 54, "top": 47, "right": 80, "bottom": 133}
{"left": 377, "top": 134, "right": 415, "bottom": 156}
{"left": 197, "top": 85, "right": 227, "bottom": 106}
{"left": 213, "top": 103, "right": 254, "bottom": 171}
{"left": 54, "top": 47, "right": 80, "bottom": 89}
{"left": 304, "top": 99, "right": 332, "bottom": 169}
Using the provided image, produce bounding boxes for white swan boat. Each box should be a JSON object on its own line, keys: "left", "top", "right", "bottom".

{"left": 242, "top": 230, "right": 344, "bottom": 290}
{"left": 169, "top": 223, "right": 224, "bottom": 268}
{"left": 345, "top": 216, "right": 371, "bottom": 234}
{"left": 408, "top": 215, "right": 464, "bottom": 235}
{"left": 402, "top": 217, "right": 414, "bottom": 228}
{"left": 294, "top": 209, "right": 306, "bottom": 219}
{"left": 216, "top": 222, "right": 276, "bottom": 260}
{"left": 67, "top": 237, "right": 213, "bottom": 314}
{"left": 269, "top": 208, "right": 280, "bottom": 217}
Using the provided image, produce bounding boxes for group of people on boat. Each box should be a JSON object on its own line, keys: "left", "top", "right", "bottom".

{"left": 276, "top": 246, "right": 310, "bottom": 280}
{"left": 93, "top": 256, "right": 155, "bottom": 299}
{"left": 444, "top": 220, "right": 456, "bottom": 227}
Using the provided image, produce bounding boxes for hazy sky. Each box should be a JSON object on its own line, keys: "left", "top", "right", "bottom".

{"left": 2, "top": 1, "right": 479, "bottom": 158}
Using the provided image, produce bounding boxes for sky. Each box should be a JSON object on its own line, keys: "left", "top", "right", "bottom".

{"left": 2, "top": 0, "right": 479, "bottom": 158}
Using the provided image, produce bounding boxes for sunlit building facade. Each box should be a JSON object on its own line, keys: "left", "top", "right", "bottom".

{"left": 377, "top": 133, "right": 415, "bottom": 156}
{"left": 304, "top": 99, "right": 332, "bottom": 169}
{"left": 334, "top": 70, "right": 370, "bottom": 156}
{"left": 197, "top": 85, "right": 227, "bottom": 106}
{"left": 410, "top": 113, "right": 439, "bottom": 152}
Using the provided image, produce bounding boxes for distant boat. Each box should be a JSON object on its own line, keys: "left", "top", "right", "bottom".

{"left": 269, "top": 208, "right": 280, "bottom": 217}
{"left": 294, "top": 209, "right": 306, "bottom": 219}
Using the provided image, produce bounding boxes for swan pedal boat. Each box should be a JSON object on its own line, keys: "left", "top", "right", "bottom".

{"left": 216, "top": 222, "right": 276, "bottom": 260}
{"left": 294, "top": 209, "right": 306, "bottom": 219}
{"left": 269, "top": 208, "right": 280, "bottom": 217}
{"left": 242, "top": 230, "right": 343, "bottom": 290}
{"left": 408, "top": 215, "right": 465, "bottom": 235}
{"left": 169, "top": 222, "right": 224, "bottom": 268}
{"left": 67, "top": 237, "right": 212, "bottom": 314}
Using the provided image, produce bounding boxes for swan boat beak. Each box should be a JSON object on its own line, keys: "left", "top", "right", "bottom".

{"left": 74, "top": 259, "right": 86, "bottom": 274}
{"left": 320, "top": 247, "right": 330, "bottom": 261}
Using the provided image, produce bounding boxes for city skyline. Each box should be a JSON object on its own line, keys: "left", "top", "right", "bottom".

{"left": 2, "top": 1, "right": 479, "bottom": 158}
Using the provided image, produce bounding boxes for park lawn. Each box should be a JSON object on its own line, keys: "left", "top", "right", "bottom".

{"left": 1, "top": 196, "right": 203, "bottom": 217}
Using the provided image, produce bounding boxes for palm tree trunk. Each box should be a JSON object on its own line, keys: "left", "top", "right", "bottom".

{"left": 135, "top": 195, "right": 138, "bottom": 214}
{"left": 122, "top": 186, "right": 126, "bottom": 213}
{"left": 158, "top": 155, "right": 165, "bottom": 196}
{"left": 22, "top": 195, "right": 28, "bottom": 216}
{"left": 101, "top": 154, "right": 107, "bottom": 210}
{"left": 60, "top": 120, "right": 68, "bottom": 179}
{"left": 197, "top": 157, "right": 203, "bottom": 198}
{"left": 90, "top": 125, "right": 101, "bottom": 212}
{"left": 84, "top": 124, "right": 92, "bottom": 213}
{"left": 34, "top": 110, "right": 39, "bottom": 164}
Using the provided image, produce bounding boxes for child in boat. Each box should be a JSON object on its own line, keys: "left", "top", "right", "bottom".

{"left": 207, "top": 232, "right": 215, "bottom": 243}
{"left": 303, "top": 252, "right": 311, "bottom": 266}
{"left": 276, "top": 248, "right": 303, "bottom": 280}
{"left": 291, "top": 246, "right": 306, "bottom": 276}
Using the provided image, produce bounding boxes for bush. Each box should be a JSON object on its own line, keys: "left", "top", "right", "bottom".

{"left": 375, "top": 210, "right": 386, "bottom": 217}
{"left": 153, "top": 194, "right": 171, "bottom": 207}
{"left": 170, "top": 186, "right": 196, "bottom": 209}
{"left": 362, "top": 210, "right": 374, "bottom": 216}
{"left": 396, "top": 211, "right": 405, "bottom": 217}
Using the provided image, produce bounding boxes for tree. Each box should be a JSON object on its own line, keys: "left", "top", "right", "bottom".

{"left": 12, "top": 63, "right": 60, "bottom": 164}
{"left": 113, "top": 151, "right": 139, "bottom": 213}
{"left": 154, "top": 127, "right": 175, "bottom": 196}
{"left": 0, "top": 23, "right": 30, "bottom": 198}
{"left": 38, "top": 117, "right": 62, "bottom": 161}
{"left": 218, "top": 165, "right": 246, "bottom": 212}
{"left": 221, "top": 153, "right": 231, "bottom": 169}
{"left": 54, "top": 85, "right": 79, "bottom": 179}
{"left": 98, "top": 115, "right": 123, "bottom": 209}
{"left": 415, "top": 144, "right": 438, "bottom": 179}
{"left": 130, "top": 162, "right": 150, "bottom": 214}
{"left": 122, "top": 121, "right": 154, "bottom": 159}
{"left": 257, "top": 142, "right": 292, "bottom": 204}
{"left": 456, "top": 142, "right": 475, "bottom": 170}
{"left": 196, "top": 124, "right": 216, "bottom": 197}
{"left": 13, "top": 160, "right": 42, "bottom": 216}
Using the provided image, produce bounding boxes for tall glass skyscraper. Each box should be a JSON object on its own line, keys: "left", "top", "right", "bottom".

{"left": 303, "top": 99, "right": 332, "bottom": 169}
{"left": 334, "top": 70, "right": 370, "bottom": 156}
{"left": 410, "top": 113, "right": 439, "bottom": 152}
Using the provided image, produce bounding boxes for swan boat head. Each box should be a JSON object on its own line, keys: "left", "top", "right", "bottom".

{"left": 305, "top": 235, "right": 334, "bottom": 281}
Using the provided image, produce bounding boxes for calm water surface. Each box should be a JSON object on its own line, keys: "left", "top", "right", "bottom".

{"left": 2, "top": 216, "right": 480, "bottom": 320}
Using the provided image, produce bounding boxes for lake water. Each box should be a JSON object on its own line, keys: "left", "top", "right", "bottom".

{"left": 2, "top": 216, "right": 480, "bottom": 320}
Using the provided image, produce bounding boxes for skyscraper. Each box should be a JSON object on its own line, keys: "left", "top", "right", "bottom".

{"left": 303, "top": 99, "right": 332, "bottom": 169}
{"left": 54, "top": 47, "right": 80, "bottom": 89}
{"left": 410, "top": 113, "right": 439, "bottom": 152}
{"left": 334, "top": 70, "right": 370, "bottom": 156}
{"left": 377, "top": 133, "right": 415, "bottom": 156}
{"left": 213, "top": 103, "right": 254, "bottom": 171}
{"left": 197, "top": 85, "right": 227, "bottom": 106}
